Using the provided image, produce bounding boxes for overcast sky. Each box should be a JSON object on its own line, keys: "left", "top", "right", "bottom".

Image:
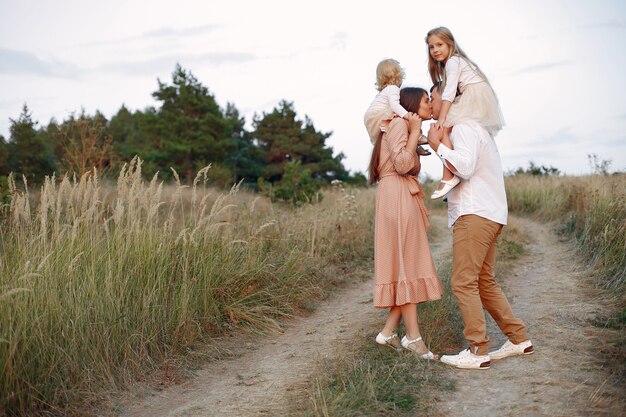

{"left": 1, "top": 0, "right": 625, "bottom": 178}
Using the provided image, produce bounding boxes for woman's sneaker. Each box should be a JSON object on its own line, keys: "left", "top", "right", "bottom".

{"left": 489, "top": 340, "right": 534, "bottom": 360}
{"left": 440, "top": 348, "right": 491, "bottom": 370}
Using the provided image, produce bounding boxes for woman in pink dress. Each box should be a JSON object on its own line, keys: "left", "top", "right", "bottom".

{"left": 368, "top": 87, "right": 443, "bottom": 359}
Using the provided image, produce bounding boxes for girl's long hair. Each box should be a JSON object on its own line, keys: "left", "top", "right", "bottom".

{"left": 368, "top": 87, "right": 426, "bottom": 185}
{"left": 426, "top": 27, "right": 490, "bottom": 93}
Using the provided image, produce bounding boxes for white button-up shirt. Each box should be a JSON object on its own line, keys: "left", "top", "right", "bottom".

{"left": 436, "top": 121, "right": 508, "bottom": 228}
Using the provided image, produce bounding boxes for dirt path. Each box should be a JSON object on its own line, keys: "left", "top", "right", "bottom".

{"left": 439, "top": 216, "right": 623, "bottom": 417}
{"left": 118, "top": 215, "right": 622, "bottom": 416}
{"left": 118, "top": 215, "right": 452, "bottom": 417}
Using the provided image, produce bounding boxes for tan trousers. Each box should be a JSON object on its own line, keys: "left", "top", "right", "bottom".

{"left": 452, "top": 214, "right": 527, "bottom": 355}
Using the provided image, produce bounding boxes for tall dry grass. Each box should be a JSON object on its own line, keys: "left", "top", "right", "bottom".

{"left": 505, "top": 173, "right": 626, "bottom": 292}
{"left": 0, "top": 158, "right": 375, "bottom": 416}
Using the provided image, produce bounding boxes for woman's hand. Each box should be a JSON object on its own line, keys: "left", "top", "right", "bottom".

{"left": 406, "top": 112, "right": 422, "bottom": 133}
{"left": 435, "top": 119, "right": 445, "bottom": 130}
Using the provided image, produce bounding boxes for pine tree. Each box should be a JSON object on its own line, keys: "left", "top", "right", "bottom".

{"left": 223, "top": 102, "right": 264, "bottom": 185}
{"left": 0, "top": 134, "right": 8, "bottom": 176}
{"left": 7, "top": 104, "right": 55, "bottom": 182}
{"left": 150, "top": 64, "right": 233, "bottom": 181}
{"left": 252, "top": 101, "right": 348, "bottom": 183}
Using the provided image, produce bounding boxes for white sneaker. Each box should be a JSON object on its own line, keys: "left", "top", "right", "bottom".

{"left": 431, "top": 176, "right": 461, "bottom": 200}
{"left": 440, "top": 348, "right": 491, "bottom": 370}
{"left": 489, "top": 339, "right": 534, "bottom": 360}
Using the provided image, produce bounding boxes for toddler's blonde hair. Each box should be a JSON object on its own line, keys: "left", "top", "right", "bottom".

{"left": 375, "top": 59, "right": 404, "bottom": 91}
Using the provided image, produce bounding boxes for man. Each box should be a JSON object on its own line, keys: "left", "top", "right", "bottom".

{"left": 427, "top": 83, "right": 534, "bottom": 370}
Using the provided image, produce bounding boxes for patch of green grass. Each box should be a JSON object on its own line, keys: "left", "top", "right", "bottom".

{"left": 592, "top": 308, "right": 626, "bottom": 331}
{"left": 299, "top": 337, "right": 455, "bottom": 417}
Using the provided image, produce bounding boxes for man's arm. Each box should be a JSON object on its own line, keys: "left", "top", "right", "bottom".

{"left": 427, "top": 123, "right": 480, "bottom": 179}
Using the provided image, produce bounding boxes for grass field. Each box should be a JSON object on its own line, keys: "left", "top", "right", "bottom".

{"left": 0, "top": 159, "right": 375, "bottom": 416}
{"left": 1, "top": 163, "right": 624, "bottom": 416}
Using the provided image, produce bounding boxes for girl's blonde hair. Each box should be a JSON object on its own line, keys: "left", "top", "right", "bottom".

{"left": 425, "top": 27, "right": 490, "bottom": 93}
{"left": 375, "top": 59, "right": 405, "bottom": 91}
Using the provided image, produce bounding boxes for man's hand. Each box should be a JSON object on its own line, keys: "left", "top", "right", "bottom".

{"left": 427, "top": 122, "right": 443, "bottom": 151}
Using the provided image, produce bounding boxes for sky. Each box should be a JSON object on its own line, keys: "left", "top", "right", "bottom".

{"left": 1, "top": 0, "right": 625, "bottom": 178}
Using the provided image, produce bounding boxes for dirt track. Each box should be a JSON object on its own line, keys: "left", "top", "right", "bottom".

{"left": 118, "top": 215, "right": 623, "bottom": 416}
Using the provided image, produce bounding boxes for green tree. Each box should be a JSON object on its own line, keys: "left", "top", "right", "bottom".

{"left": 252, "top": 100, "right": 348, "bottom": 183}
{"left": 0, "top": 134, "right": 8, "bottom": 176}
{"left": 223, "top": 102, "right": 264, "bottom": 186}
{"left": 513, "top": 161, "right": 560, "bottom": 176}
{"left": 7, "top": 104, "right": 56, "bottom": 182}
{"left": 109, "top": 105, "right": 163, "bottom": 176}
{"left": 150, "top": 64, "right": 232, "bottom": 181}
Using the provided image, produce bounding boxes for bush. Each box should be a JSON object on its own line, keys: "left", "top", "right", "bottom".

{"left": 262, "top": 160, "right": 323, "bottom": 206}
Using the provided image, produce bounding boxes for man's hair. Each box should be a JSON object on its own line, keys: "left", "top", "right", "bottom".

{"left": 430, "top": 81, "right": 442, "bottom": 93}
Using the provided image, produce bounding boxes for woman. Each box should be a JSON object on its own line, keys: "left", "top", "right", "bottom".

{"left": 369, "top": 87, "right": 443, "bottom": 359}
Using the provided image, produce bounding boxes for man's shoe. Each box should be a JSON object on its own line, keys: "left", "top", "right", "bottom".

{"left": 440, "top": 348, "right": 491, "bottom": 370}
{"left": 489, "top": 339, "right": 534, "bottom": 360}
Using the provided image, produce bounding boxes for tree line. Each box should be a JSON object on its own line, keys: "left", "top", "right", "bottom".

{"left": 0, "top": 64, "right": 366, "bottom": 193}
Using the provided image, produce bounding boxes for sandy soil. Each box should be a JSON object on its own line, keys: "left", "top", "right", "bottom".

{"left": 116, "top": 215, "right": 623, "bottom": 416}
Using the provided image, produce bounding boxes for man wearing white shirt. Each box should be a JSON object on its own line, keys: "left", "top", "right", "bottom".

{"left": 427, "top": 83, "right": 534, "bottom": 370}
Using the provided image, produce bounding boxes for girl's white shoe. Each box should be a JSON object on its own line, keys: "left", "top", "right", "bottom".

{"left": 431, "top": 176, "right": 461, "bottom": 200}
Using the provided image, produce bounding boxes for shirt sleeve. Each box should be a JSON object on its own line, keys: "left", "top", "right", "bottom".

{"left": 442, "top": 56, "right": 461, "bottom": 102}
{"left": 436, "top": 124, "right": 481, "bottom": 179}
{"left": 387, "top": 118, "right": 417, "bottom": 175}
{"left": 385, "top": 85, "right": 408, "bottom": 118}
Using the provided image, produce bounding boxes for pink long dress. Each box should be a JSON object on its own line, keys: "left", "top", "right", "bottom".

{"left": 374, "top": 117, "right": 443, "bottom": 308}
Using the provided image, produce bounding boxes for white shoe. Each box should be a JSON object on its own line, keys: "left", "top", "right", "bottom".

{"left": 431, "top": 176, "right": 461, "bottom": 200}
{"left": 400, "top": 336, "right": 437, "bottom": 360}
{"left": 440, "top": 348, "right": 491, "bottom": 370}
{"left": 489, "top": 339, "right": 534, "bottom": 360}
{"left": 375, "top": 332, "right": 402, "bottom": 350}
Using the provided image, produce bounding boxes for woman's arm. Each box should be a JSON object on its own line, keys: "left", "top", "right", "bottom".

{"left": 387, "top": 114, "right": 422, "bottom": 175}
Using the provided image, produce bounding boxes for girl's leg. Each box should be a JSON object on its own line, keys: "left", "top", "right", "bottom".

{"left": 432, "top": 127, "right": 460, "bottom": 199}
{"left": 437, "top": 127, "right": 455, "bottom": 190}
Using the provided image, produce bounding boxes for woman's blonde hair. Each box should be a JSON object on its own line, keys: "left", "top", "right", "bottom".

{"left": 425, "top": 27, "right": 489, "bottom": 93}
{"left": 375, "top": 59, "right": 405, "bottom": 91}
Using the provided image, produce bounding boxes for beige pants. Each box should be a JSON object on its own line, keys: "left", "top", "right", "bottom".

{"left": 452, "top": 214, "right": 527, "bottom": 355}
